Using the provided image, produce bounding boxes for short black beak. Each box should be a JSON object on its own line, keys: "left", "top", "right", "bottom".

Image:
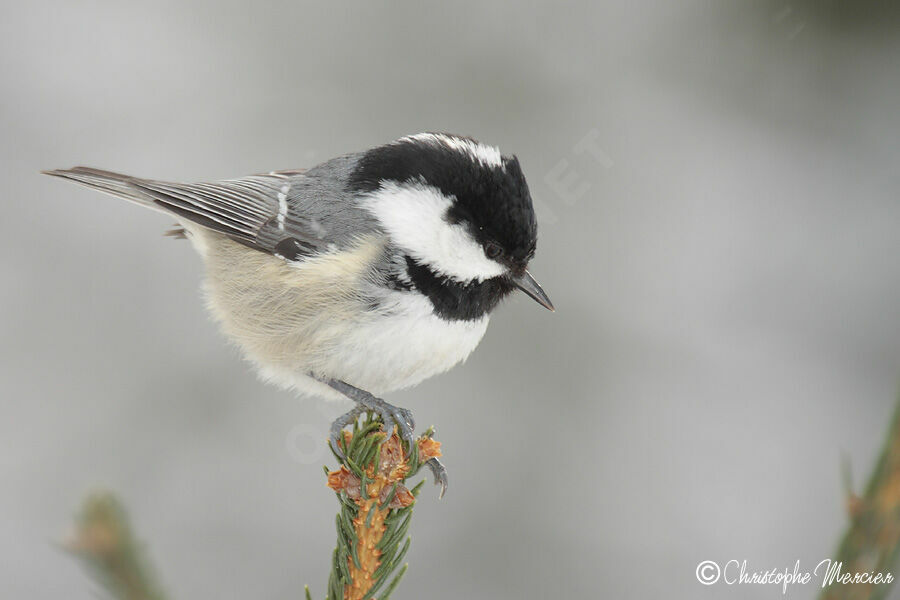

{"left": 513, "top": 270, "right": 555, "bottom": 311}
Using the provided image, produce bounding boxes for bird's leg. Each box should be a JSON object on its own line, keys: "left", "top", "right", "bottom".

{"left": 320, "top": 378, "right": 416, "bottom": 457}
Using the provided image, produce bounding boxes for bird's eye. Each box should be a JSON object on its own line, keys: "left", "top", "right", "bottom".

{"left": 483, "top": 241, "right": 504, "bottom": 260}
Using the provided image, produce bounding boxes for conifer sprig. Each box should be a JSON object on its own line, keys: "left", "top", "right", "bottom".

{"left": 318, "top": 412, "right": 442, "bottom": 600}
{"left": 820, "top": 397, "right": 900, "bottom": 600}
{"left": 65, "top": 492, "right": 168, "bottom": 600}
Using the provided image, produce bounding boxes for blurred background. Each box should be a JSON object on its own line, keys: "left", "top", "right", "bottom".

{"left": 2, "top": 1, "right": 899, "bottom": 598}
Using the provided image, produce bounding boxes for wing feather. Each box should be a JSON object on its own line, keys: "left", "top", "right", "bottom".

{"left": 44, "top": 161, "right": 376, "bottom": 262}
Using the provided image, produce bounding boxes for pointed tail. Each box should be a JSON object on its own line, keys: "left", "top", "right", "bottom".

{"left": 42, "top": 166, "right": 161, "bottom": 212}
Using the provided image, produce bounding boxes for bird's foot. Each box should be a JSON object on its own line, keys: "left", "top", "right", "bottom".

{"left": 328, "top": 405, "right": 364, "bottom": 458}
{"left": 424, "top": 457, "right": 448, "bottom": 498}
{"left": 325, "top": 379, "right": 415, "bottom": 457}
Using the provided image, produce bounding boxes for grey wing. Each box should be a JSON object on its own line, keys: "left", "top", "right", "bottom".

{"left": 132, "top": 171, "right": 329, "bottom": 259}
{"left": 46, "top": 160, "right": 380, "bottom": 260}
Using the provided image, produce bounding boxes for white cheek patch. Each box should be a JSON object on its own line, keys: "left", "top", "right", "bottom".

{"left": 360, "top": 180, "right": 507, "bottom": 282}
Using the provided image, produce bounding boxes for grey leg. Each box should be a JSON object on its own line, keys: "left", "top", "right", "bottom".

{"left": 319, "top": 378, "right": 416, "bottom": 457}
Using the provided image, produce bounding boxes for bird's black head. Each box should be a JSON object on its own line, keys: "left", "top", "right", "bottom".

{"left": 350, "top": 133, "right": 536, "bottom": 272}
{"left": 351, "top": 133, "right": 552, "bottom": 318}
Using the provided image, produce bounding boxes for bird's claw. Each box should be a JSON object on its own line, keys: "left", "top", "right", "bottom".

{"left": 329, "top": 406, "right": 363, "bottom": 459}
{"left": 327, "top": 400, "right": 447, "bottom": 499}
{"left": 378, "top": 405, "right": 416, "bottom": 451}
{"left": 327, "top": 393, "right": 416, "bottom": 458}
{"left": 354, "top": 393, "right": 415, "bottom": 452}
{"left": 424, "top": 457, "right": 448, "bottom": 498}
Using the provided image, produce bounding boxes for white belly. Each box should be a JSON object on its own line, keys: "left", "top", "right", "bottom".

{"left": 258, "top": 292, "right": 489, "bottom": 400}
{"left": 329, "top": 293, "right": 489, "bottom": 391}
{"left": 196, "top": 229, "right": 490, "bottom": 401}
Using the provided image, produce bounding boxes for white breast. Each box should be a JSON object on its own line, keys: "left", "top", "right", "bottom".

{"left": 195, "top": 228, "right": 490, "bottom": 402}
{"left": 322, "top": 291, "right": 490, "bottom": 393}
{"left": 258, "top": 291, "right": 489, "bottom": 401}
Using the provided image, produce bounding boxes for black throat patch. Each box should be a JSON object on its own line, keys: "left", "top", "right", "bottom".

{"left": 403, "top": 256, "right": 515, "bottom": 321}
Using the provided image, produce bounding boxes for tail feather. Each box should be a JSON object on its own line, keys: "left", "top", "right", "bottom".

{"left": 42, "top": 167, "right": 162, "bottom": 211}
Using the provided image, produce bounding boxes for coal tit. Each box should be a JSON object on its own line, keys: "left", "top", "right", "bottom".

{"left": 45, "top": 133, "right": 553, "bottom": 493}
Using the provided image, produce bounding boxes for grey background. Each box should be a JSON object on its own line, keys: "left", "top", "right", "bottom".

{"left": 2, "top": 1, "right": 899, "bottom": 598}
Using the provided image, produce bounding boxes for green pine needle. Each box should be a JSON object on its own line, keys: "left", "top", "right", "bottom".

{"left": 317, "top": 410, "right": 434, "bottom": 600}
{"left": 379, "top": 564, "right": 409, "bottom": 600}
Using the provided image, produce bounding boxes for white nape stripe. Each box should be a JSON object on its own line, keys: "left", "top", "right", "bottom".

{"left": 403, "top": 133, "right": 503, "bottom": 168}
{"left": 360, "top": 180, "right": 506, "bottom": 283}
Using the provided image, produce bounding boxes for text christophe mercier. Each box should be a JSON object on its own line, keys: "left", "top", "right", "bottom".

{"left": 695, "top": 559, "right": 893, "bottom": 593}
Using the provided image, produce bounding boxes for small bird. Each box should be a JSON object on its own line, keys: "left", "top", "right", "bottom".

{"left": 44, "top": 133, "right": 553, "bottom": 494}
